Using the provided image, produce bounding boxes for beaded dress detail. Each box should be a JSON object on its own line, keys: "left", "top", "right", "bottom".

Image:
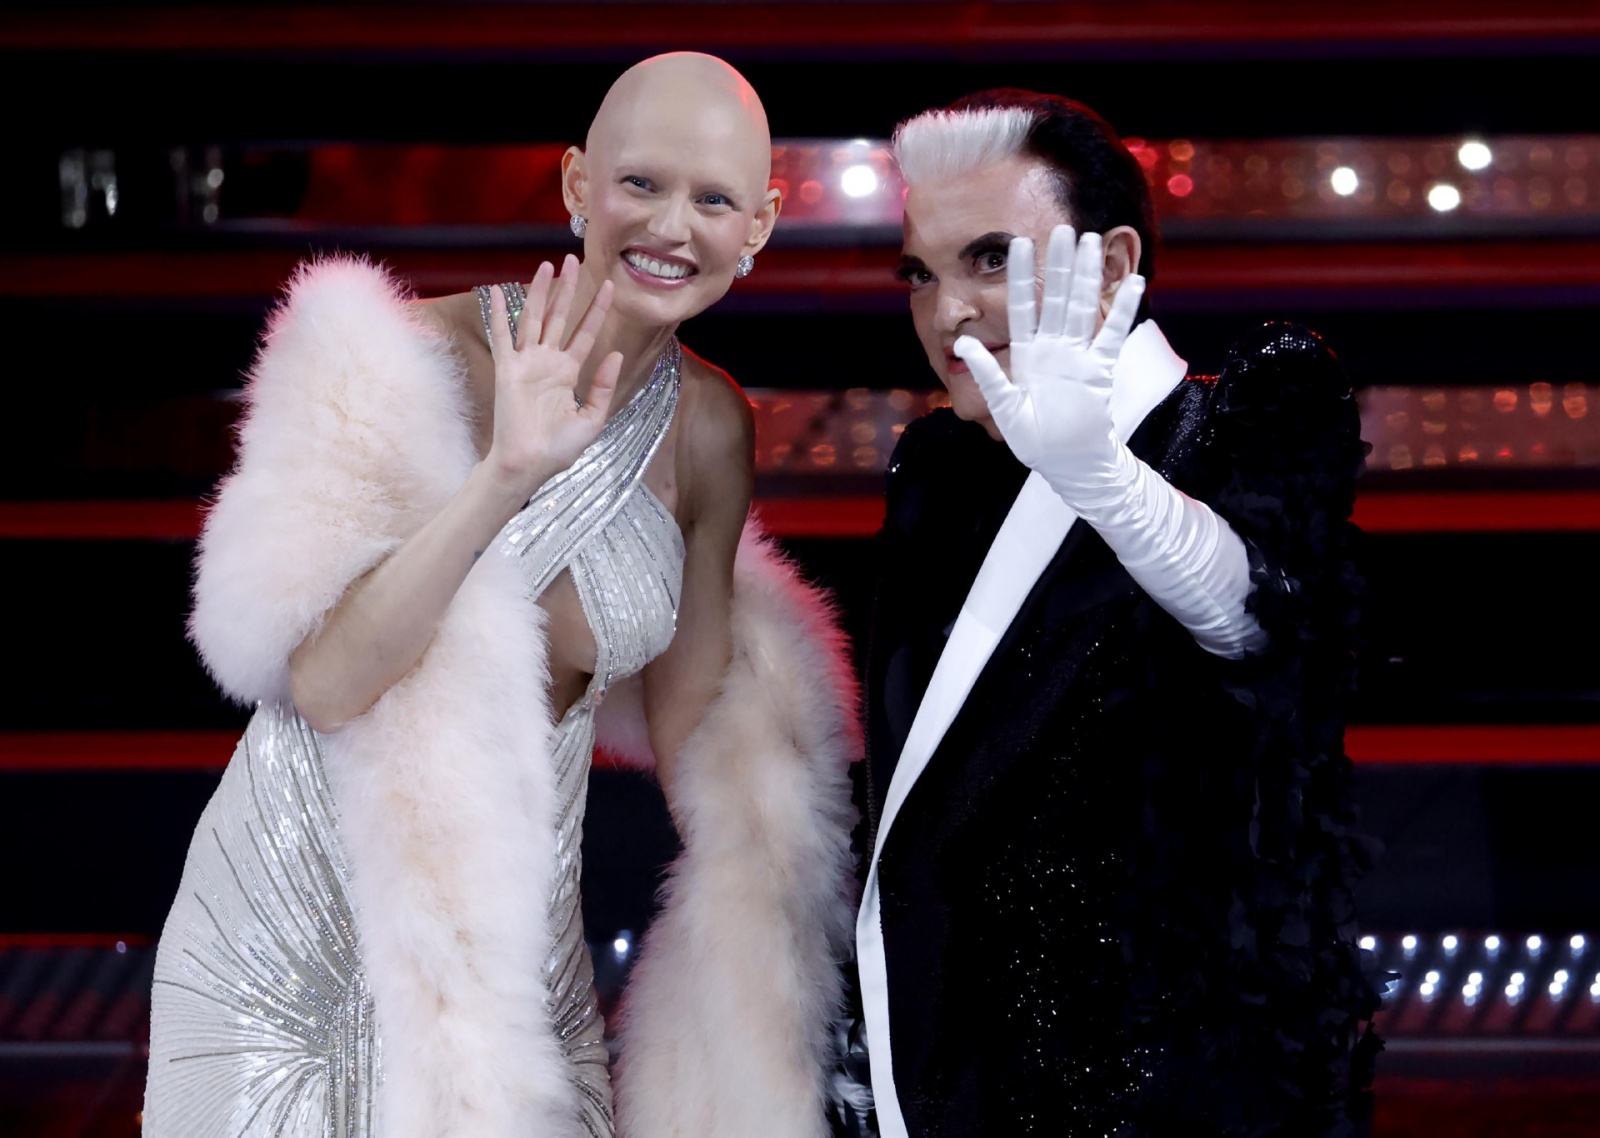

{"left": 143, "top": 285, "right": 683, "bottom": 1137}
{"left": 483, "top": 283, "right": 685, "bottom": 1137}
{"left": 145, "top": 706, "right": 379, "bottom": 1137}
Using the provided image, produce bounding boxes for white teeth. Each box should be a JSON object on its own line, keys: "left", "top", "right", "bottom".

{"left": 625, "top": 251, "right": 691, "bottom": 280}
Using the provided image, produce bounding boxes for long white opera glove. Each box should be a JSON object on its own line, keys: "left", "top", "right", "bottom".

{"left": 955, "top": 225, "right": 1267, "bottom": 659}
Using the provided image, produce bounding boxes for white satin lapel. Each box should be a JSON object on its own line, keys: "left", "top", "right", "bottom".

{"left": 856, "top": 319, "right": 1186, "bottom": 1138}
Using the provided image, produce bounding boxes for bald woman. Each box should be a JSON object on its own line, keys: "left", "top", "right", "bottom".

{"left": 145, "top": 54, "right": 857, "bottom": 1138}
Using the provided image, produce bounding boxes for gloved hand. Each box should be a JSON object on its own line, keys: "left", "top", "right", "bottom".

{"left": 955, "top": 225, "right": 1266, "bottom": 659}
{"left": 953, "top": 225, "right": 1144, "bottom": 509}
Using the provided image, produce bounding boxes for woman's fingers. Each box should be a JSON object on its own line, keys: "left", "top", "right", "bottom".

{"left": 565, "top": 279, "right": 615, "bottom": 366}
{"left": 487, "top": 284, "right": 516, "bottom": 361}
{"left": 518, "top": 261, "right": 556, "bottom": 348}
{"left": 540, "top": 254, "right": 581, "bottom": 348}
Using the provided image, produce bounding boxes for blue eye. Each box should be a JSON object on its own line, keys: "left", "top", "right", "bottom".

{"left": 701, "top": 193, "right": 731, "bottom": 208}
{"left": 622, "top": 175, "right": 651, "bottom": 190}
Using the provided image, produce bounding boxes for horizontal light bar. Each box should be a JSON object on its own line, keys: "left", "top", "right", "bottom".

{"left": 6, "top": 490, "right": 1600, "bottom": 544}
{"left": 77, "top": 135, "right": 1600, "bottom": 236}
{"left": 8, "top": 727, "right": 1600, "bottom": 773}
{"left": 12, "top": 242, "right": 1600, "bottom": 301}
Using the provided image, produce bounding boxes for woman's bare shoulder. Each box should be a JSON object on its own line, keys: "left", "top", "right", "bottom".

{"left": 408, "top": 290, "right": 479, "bottom": 344}
{"left": 675, "top": 347, "right": 755, "bottom": 520}
{"left": 677, "top": 346, "right": 755, "bottom": 460}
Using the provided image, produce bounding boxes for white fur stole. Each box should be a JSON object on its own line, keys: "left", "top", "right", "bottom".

{"left": 599, "top": 527, "right": 860, "bottom": 1138}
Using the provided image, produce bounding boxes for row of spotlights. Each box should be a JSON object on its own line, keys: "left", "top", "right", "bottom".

{"left": 1372, "top": 932, "right": 1599, "bottom": 1005}
{"left": 1313, "top": 138, "right": 1493, "bottom": 209}
{"left": 829, "top": 144, "right": 1497, "bottom": 207}
{"left": 1360, "top": 933, "right": 1587, "bottom": 954}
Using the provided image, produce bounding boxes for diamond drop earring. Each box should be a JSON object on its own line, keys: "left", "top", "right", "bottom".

{"left": 735, "top": 254, "right": 755, "bottom": 279}
{"left": 569, "top": 213, "right": 587, "bottom": 239}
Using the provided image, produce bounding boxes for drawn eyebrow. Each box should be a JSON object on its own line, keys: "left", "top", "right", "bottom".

{"left": 957, "top": 231, "right": 1016, "bottom": 261}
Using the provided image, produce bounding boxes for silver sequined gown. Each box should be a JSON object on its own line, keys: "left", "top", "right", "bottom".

{"left": 144, "top": 291, "right": 684, "bottom": 1137}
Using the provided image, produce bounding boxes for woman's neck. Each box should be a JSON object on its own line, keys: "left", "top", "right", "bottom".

{"left": 567, "top": 260, "right": 678, "bottom": 410}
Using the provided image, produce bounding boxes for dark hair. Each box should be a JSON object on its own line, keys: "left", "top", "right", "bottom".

{"left": 947, "top": 88, "right": 1158, "bottom": 284}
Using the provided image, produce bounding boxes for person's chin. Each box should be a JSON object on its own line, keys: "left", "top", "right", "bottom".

{"left": 942, "top": 374, "right": 989, "bottom": 422}
{"left": 957, "top": 407, "right": 1002, "bottom": 441}
{"left": 614, "top": 275, "right": 719, "bottom": 324}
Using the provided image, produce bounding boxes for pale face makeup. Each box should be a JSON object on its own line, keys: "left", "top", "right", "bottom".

{"left": 898, "top": 156, "right": 1071, "bottom": 439}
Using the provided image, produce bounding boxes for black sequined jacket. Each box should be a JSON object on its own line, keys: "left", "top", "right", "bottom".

{"left": 846, "top": 322, "right": 1382, "bottom": 1138}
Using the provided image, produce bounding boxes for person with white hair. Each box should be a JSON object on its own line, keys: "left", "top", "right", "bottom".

{"left": 144, "top": 53, "right": 859, "bottom": 1138}
{"left": 834, "top": 89, "right": 1381, "bottom": 1137}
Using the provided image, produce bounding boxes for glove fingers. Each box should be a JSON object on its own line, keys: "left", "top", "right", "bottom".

{"left": 1064, "top": 231, "right": 1104, "bottom": 344}
{"left": 1036, "top": 224, "right": 1077, "bottom": 339}
{"left": 1006, "top": 236, "right": 1038, "bottom": 344}
{"left": 1092, "top": 273, "right": 1147, "bottom": 362}
{"left": 954, "top": 335, "right": 1024, "bottom": 424}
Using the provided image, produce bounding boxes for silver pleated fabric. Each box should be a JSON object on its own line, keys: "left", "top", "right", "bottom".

{"left": 145, "top": 703, "right": 378, "bottom": 1138}
{"left": 488, "top": 290, "right": 684, "bottom": 1138}
{"left": 145, "top": 296, "right": 684, "bottom": 1138}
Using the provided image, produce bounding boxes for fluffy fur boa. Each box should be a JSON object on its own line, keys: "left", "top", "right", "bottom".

{"left": 189, "top": 257, "right": 859, "bottom": 1136}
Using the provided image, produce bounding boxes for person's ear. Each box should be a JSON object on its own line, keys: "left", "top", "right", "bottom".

{"left": 560, "top": 146, "right": 588, "bottom": 217}
{"left": 742, "top": 185, "right": 783, "bottom": 257}
{"left": 1099, "top": 225, "right": 1142, "bottom": 322}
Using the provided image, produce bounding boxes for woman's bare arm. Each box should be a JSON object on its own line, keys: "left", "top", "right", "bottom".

{"left": 290, "top": 259, "right": 622, "bottom": 732}
{"left": 640, "top": 373, "right": 756, "bottom": 794}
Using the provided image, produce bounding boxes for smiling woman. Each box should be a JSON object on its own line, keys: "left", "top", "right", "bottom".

{"left": 141, "top": 52, "right": 857, "bottom": 1138}
{"left": 560, "top": 57, "right": 780, "bottom": 329}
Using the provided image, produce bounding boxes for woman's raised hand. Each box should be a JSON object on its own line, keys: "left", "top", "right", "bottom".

{"left": 484, "top": 254, "right": 624, "bottom": 495}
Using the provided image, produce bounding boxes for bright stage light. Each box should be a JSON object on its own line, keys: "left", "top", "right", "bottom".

{"left": 1428, "top": 184, "right": 1463, "bottom": 212}
{"left": 1331, "top": 167, "right": 1359, "bottom": 196}
{"left": 841, "top": 164, "right": 879, "bottom": 198}
{"left": 1458, "top": 141, "right": 1493, "bottom": 171}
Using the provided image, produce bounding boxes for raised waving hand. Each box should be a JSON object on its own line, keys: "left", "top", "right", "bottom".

{"left": 953, "top": 225, "right": 1145, "bottom": 495}
{"left": 955, "top": 224, "right": 1267, "bottom": 660}
{"left": 485, "top": 254, "right": 625, "bottom": 495}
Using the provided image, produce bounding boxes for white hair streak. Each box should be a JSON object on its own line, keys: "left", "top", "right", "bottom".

{"left": 891, "top": 105, "right": 1040, "bottom": 185}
